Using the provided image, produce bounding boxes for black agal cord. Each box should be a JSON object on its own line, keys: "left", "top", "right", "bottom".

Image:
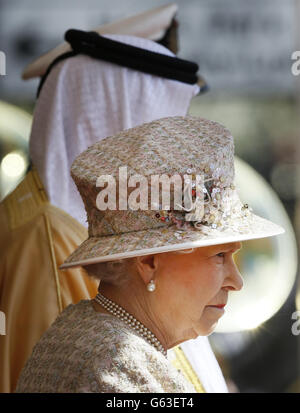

{"left": 37, "top": 29, "right": 199, "bottom": 98}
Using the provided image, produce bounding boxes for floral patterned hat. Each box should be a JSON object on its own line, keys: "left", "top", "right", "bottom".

{"left": 60, "top": 116, "right": 285, "bottom": 269}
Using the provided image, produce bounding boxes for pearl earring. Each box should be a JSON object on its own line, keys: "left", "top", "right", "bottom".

{"left": 147, "top": 279, "right": 156, "bottom": 292}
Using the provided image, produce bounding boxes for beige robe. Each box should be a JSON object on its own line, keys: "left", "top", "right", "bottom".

{"left": 0, "top": 167, "right": 98, "bottom": 392}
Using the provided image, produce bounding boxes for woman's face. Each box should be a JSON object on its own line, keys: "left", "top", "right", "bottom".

{"left": 154, "top": 242, "right": 243, "bottom": 338}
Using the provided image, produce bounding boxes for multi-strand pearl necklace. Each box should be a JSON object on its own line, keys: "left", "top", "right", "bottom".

{"left": 94, "top": 292, "right": 167, "bottom": 358}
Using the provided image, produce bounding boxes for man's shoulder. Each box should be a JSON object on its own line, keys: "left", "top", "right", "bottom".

{"left": 1, "top": 170, "right": 49, "bottom": 230}
{"left": 0, "top": 170, "right": 86, "bottom": 238}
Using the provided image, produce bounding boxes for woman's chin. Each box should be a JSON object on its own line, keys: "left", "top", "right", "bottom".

{"left": 200, "top": 321, "right": 218, "bottom": 336}
{"left": 196, "top": 307, "right": 224, "bottom": 335}
{"left": 192, "top": 320, "right": 219, "bottom": 337}
{"left": 205, "top": 322, "right": 219, "bottom": 335}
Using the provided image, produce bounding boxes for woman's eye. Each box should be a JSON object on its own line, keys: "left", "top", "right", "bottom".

{"left": 216, "top": 252, "right": 226, "bottom": 258}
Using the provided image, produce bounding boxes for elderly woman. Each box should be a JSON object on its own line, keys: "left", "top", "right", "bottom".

{"left": 15, "top": 116, "right": 284, "bottom": 393}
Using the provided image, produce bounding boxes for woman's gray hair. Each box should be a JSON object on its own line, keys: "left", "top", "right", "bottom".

{"left": 82, "top": 248, "right": 195, "bottom": 287}
{"left": 82, "top": 258, "right": 135, "bottom": 287}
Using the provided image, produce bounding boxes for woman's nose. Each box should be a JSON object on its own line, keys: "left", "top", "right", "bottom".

{"left": 223, "top": 263, "right": 244, "bottom": 292}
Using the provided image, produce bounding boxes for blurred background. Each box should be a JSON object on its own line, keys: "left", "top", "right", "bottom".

{"left": 0, "top": 0, "right": 299, "bottom": 393}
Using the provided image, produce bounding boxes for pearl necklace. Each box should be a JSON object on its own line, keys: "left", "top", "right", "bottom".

{"left": 94, "top": 292, "right": 167, "bottom": 358}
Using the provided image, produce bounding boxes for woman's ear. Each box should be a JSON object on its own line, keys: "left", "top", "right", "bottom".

{"left": 135, "top": 254, "right": 159, "bottom": 284}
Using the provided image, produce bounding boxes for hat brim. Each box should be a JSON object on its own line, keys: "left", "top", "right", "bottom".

{"left": 60, "top": 213, "right": 285, "bottom": 269}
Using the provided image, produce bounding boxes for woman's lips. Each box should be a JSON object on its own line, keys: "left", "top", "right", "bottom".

{"left": 207, "top": 304, "right": 226, "bottom": 309}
